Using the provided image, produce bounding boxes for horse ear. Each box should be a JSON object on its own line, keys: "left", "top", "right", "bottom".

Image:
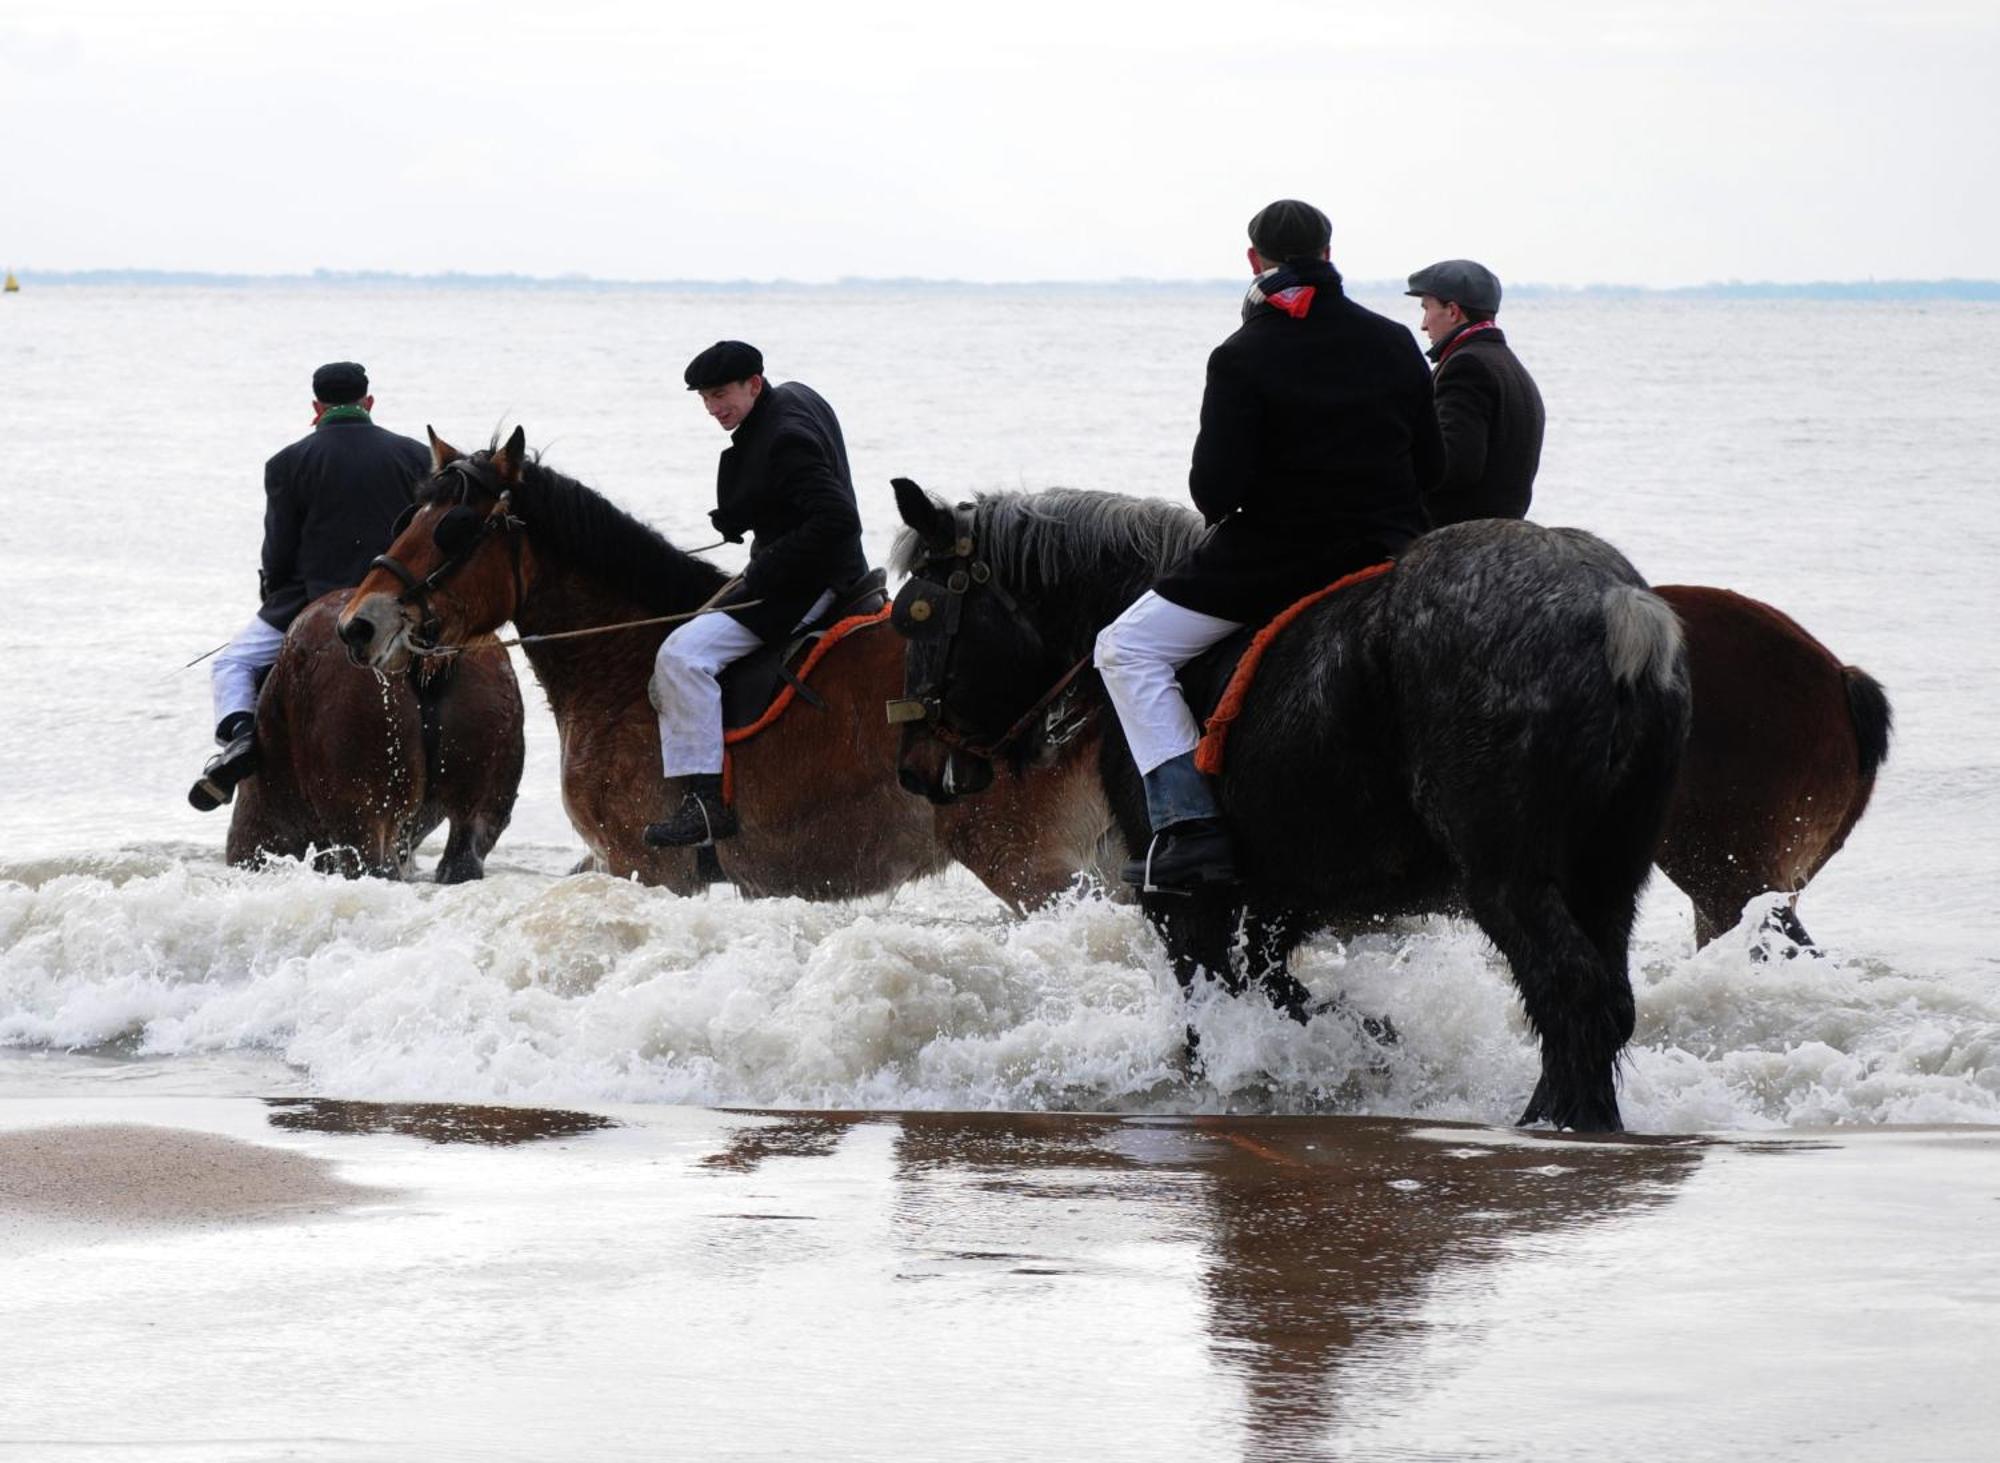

{"left": 492, "top": 425, "right": 528, "bottom": 483}
{"left": 428, "top": 426, "right": 464, "bottom": 472}
{"left": 893, "top": 477, "right": 955, "bottom": 551}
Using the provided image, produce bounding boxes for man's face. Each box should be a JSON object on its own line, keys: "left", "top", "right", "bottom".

{"left": 699, "top": 377, "right": 762, "bottom": 432}
{"left": 1417, "top": 296, "right": 1464, "bottom": 346}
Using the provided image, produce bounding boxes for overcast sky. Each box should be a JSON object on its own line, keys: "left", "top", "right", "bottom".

{"left": 3, "top": 0, "right": 1993, "bottom": 286}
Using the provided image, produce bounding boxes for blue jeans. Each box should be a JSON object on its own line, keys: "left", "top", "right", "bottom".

{"left": 1142, "top": 751, "right": 1219, "bottom": 832}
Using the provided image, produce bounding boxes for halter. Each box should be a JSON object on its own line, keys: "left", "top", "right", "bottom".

{"left": 886, "top": 501, "right": 1096, "bottom": 766}
{"left": 368, "top": 458, "right": 528, "bottom": 648}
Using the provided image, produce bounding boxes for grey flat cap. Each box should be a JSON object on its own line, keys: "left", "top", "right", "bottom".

{"left": 1405, "top": 260, "right": 1502, "bottom": 313}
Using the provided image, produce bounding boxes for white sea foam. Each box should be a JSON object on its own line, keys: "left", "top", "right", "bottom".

{"left": 5, "top": 849, "right": 1997, "bottom": 1130}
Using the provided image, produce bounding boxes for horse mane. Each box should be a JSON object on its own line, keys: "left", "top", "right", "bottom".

{"left": 893, "top": 487, "right": 1205, "bottom": 645}
{"left": 425, "top": 445, "right": 729, "bottom": 613}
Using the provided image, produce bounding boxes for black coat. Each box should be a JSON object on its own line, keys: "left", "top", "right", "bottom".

{"left": 258, "top": 414, "right": 430, "bottom": 629}
{"left": 709, "top": 381, "right": 871, "bottom": 642}
{"left": 1157, "top": 261, "right": 1441, "bottom": 624}
{"left": 1424, "top": 324, "right": 1545, "bottom": 528}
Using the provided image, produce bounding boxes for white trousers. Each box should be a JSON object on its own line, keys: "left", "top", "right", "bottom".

{"left": 1093, "top": 591, "right": 1244, "bottom": 775}
{"left": 652, "top": 591, "right": 834, "bottom": 778}
{"left": 210, "top": 613, "right": 287, "bottom": 733}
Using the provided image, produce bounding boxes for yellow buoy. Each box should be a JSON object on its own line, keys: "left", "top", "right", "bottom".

{"left": 2, "top": 271, "right": 18, "bottom": 293}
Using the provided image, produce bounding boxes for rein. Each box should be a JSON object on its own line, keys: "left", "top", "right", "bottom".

{"left": 372, "top": 459, "right": 758, "bottom": 657}
{"left": 420, "top": 600, "right": 764, "bottom": 657}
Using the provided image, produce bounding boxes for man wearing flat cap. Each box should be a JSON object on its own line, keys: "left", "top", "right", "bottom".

{"left": 1092, "top": 199, "right": 1443, "bottom": 890}
{"left": 1406, "top": 259, "right": 1545, "bottom": 527}
{"left": 644, "top": 341, "right": 870, "bottom": 847}
{"left": 189, "top": 362, "right": 430, "bottom": 811}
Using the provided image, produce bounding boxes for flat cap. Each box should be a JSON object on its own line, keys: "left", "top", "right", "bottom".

{"left": 311, "top": 361, "right": 368, "bottom": 404}
{"left": 684, "top": 340, "right": 765, "bottom": 390}
{"left": 1405, "top": 260, "right": 1503, "bottom": 314}
{"left": 1247, "top": 199, "right": 1331, "bottom": 263}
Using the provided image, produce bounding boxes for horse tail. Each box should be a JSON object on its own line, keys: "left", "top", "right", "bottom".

{"left": 1842, "top": 666, "right": 1893, "bottom": 776}
{"left": 1601, "top": 585, "right": 1685, "bottom": 692}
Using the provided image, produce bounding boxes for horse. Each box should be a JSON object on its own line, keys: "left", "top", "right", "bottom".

{"left": 878, "top": 498, "right": 1890, "bottom": 948}
{"left": 890, "top": 481, "right": 1692, "bottom": 1132}
{"left": 227, "top": 591, "right": 524, "bottom": 881}
{"left": 332, "top": 428, "right": 1103, "bottom": 904}
{"left": 1651, "top": 584, "right": 1892, "bottom": 949}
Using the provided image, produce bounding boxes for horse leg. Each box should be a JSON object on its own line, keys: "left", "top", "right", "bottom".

{"left": 1146, "top": 891, "right": 1242, "bottom": 996}
{"left": 434, "top": 798, "right": 512, "bottom": 884}
{"left": 434, "top": 819, "right": 486, "bottom": 884}
{"left": 1464, "top": 876, "right": 1632, "bottom": 1133}
{"left": 1145, "top": 891, "right": 1242, "bottom": 1067}
{"left": 1241, "top": 906, "right": 1313, "bottom": 1024}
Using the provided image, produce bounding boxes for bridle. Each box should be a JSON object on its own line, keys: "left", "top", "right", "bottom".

{"left": 886, "top": 500, "right": 1096, "bottom": 771}
{"left": 368, "top": 457, "right": 528, "bottom": 649}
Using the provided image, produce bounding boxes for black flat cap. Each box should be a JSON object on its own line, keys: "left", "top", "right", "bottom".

{"left": 1405, "top": 260, "right": 1503, "bottom": 314}
{"left": 1247, "top": 199, "right": 1331, "bottom": 263}
{"left": 684, "top": 340, "right": 764, "bottom": 390}
{"left": 311, "top": 361, "right": 368, "bottom": 404}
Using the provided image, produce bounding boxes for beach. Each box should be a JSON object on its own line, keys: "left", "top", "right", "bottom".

{"left": 4, "top": 1095, "right": 1997, "bottom": 1461}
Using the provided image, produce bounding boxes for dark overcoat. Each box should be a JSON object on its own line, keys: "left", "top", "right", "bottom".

{"left": 259, "top": 414, "right": 430, "bottom": 629}
{"left": 708, "top": 381, "right": 871, "bottom": 642}
{"left": 1156, "top": 261, "right": 1441, "bottom": 624}
{"left": 1424, "top": 324, "right": 1546, "bottom": 528}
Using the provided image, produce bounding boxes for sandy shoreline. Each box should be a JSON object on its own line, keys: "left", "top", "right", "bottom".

{"left": 2, "top": 1097, "right": 1996, "bottom": 1461}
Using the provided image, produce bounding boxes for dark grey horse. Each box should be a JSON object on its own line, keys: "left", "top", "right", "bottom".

{"left": 890, "top": 482, "right": 1691, "bottom": 1132}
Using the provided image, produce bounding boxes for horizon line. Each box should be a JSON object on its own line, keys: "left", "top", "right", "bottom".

{"left": 7, "top": 266, "right": 1999, "bottom": 299}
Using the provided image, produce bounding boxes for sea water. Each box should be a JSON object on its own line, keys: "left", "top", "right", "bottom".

{"left": 2, "top": 283, "right": 1996, "bottom": 1131}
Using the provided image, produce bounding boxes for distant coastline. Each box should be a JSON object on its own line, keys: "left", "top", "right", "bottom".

{"left": 7, "top": 267, "right": 1999, "bottom": 301}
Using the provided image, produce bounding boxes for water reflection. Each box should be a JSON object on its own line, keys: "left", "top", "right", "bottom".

{"left": 264, "top": 1097, "right": 616, "bottom": 1146}
{"left": 699, "top": 1111, "right": 871, "bottom": 1172}
{"left": 699, "top": 1110, "right": 1705, "bottom": 1458}
{"left": 1182, "top": 1117, "right": 1703, "bottom": 1457}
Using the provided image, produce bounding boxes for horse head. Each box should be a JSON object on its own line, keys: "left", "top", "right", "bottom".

{"left": 337, "top": 426, "right": 542, "bottom": 672}
{"left": 887, "top": 478, "right": 1082, "bottom": 804}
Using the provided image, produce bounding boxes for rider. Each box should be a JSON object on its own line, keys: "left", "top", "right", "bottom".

{"left": 1405, "top": 259, "right": 1546, "bottom": 526}
{"left": 1094, "top": 200, "right": 1442, "bottom": 890}
{"left": 642, "top": 340, "right": 870, "bottom": 848}
{"left": 189, "top": 361, "right": 430, "bottom": 811}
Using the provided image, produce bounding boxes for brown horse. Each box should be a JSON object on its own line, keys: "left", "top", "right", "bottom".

{"left": 228, "top": 591, "right": 525, "bottom": 881}
{"left": 1652, "top": 584, "right": 1891, "bottom": 948}
{"left": 333, "top": 430, "right": 1099, "bottom": 903}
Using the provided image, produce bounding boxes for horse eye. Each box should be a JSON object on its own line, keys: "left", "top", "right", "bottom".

{"left": 433, "top": 506, "right": 483, "bottom": 556}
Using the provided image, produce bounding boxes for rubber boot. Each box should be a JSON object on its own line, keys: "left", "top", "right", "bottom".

{"left": 643, "top": 773, "right": 739, "bottom": 847}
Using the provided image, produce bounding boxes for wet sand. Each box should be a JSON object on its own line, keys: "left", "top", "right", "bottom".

{"left": 1, "top": 1099, "right": 1995, "bottom": 1462}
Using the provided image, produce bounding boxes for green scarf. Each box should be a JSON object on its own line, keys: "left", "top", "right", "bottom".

{"left": 318, "top": 404, "right": 372, "bottom": 425}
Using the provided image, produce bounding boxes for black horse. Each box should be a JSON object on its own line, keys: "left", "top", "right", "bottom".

{"left": 889, "top": 482, "right": 1691, "bottom": 1132}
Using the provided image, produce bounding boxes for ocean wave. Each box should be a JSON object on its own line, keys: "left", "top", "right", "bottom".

{"left": 6, "top": 855, "right": 1998, "bottom": 1131}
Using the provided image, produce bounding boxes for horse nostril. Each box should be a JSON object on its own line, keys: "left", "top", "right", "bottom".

{"left": 338, "top": 616, "right": 374, "bottom": 648}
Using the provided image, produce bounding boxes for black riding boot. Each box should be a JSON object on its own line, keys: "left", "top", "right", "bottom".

{"left": 188, "top": 711, "right": 259, "bottom": 812}
{"left": 1119, "top": 752, "right": 1239, "bottom": 891}
{"left": 643, "top": 773, "right": 739, "bottom": 847}
{"left": 1120, "top": 818, "right": 1239, "bottom": 892}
